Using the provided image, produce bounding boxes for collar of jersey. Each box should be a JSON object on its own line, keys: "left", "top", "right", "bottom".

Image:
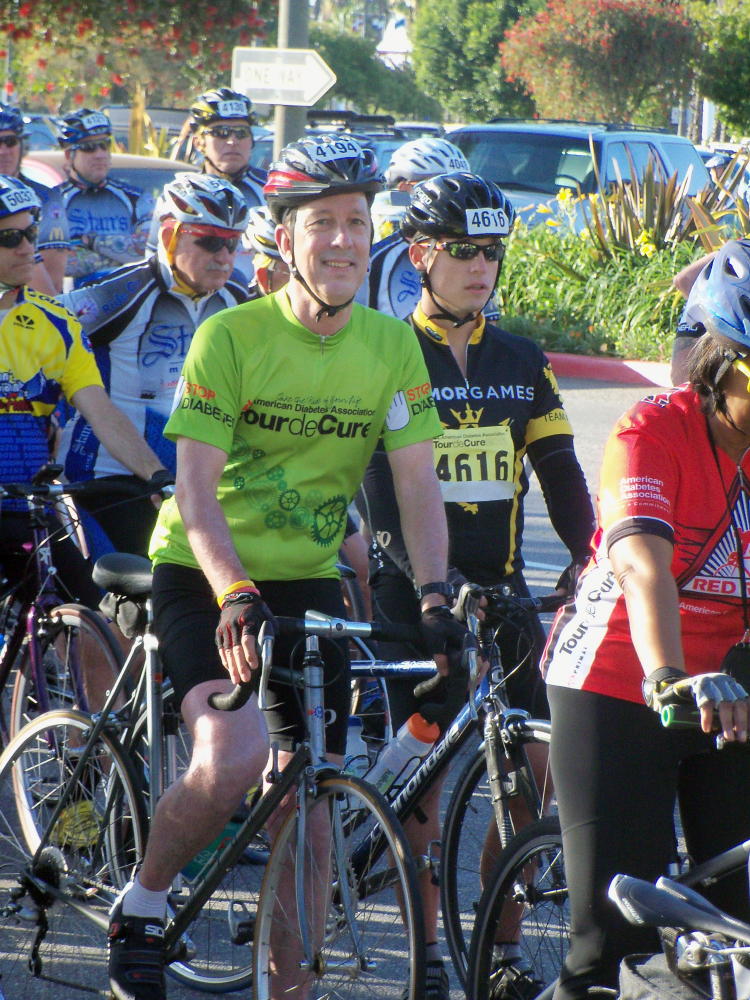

{"left": 69, "top": 172, "right": 108, "bottom": 192}
{"left": 412, "top": 302, "right": 485, "bottom": 346}
{"left": 277, "top": 287, "right": 353, "bottom": 344}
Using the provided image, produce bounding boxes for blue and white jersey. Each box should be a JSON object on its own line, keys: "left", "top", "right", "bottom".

{"left": 359, "top": 232, "right": 500, "bottom": 322}
{"left": 18, "top": 173, "right": 69, "bottom": 252}
{"left": 56, "top": 251, "right": 248, "bottom": 481}
{"left": 56, "top": 176, "right": 154, "bottom": 285}
{"left": 146, "top": 164, "right": 267, "bottom": 286}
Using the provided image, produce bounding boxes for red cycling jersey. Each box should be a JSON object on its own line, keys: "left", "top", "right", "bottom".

{"left": 544, "top": 386, "right": 750, "bottom": 703}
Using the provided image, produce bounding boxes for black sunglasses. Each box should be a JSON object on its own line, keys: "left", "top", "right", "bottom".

{"left": 75, "top": 140, "right": 110, "bottom": 153}
{"left": 206, "top": 126, "right": 252, "bottom": 141}
{"left": 194, "top": 234, "right": 240, "bottom": 253}
{"left": 0, "top": 223, "right": 38, "bottom": 248}
{"left": 434, "top": 240, "right": 505, "bottom": 262}
{"left": 0, "top": 135, "right": 20, "bottom": 148}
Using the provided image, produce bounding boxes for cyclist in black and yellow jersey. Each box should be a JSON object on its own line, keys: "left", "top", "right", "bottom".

{"left": 357, "top": 171, "right": 595, "bottom": 1000}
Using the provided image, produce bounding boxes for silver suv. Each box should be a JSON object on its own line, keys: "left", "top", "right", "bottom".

{"left": 447, "top": 120, "right": 710, "bottom": 224}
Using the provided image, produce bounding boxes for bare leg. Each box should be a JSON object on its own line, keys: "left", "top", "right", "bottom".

{"left": 138, "top": 678, "right": 269, "bottom": 891}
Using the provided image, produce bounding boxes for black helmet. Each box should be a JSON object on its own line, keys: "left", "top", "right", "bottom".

{"left": 264, "top": 134, "right": 383, "bottom": 223}
{"left": 401, "top": 171, "right": 515, "bottom": 243}
{"left": 685, "top": 240, "right": 750, "bottom": 353}
{"left": 190, "top": 88, "right": 255, "bottom": 130}
{"left": 58, "top": 108, "right": 111, "bottom": 148}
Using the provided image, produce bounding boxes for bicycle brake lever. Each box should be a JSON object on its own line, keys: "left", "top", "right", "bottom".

{"left": 465, "top": 611, "right": 479, "bottom": 721}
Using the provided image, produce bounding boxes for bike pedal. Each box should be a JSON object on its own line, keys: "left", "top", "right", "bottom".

{"left": 228, "top": 900, "right": 255, "bottom": 946}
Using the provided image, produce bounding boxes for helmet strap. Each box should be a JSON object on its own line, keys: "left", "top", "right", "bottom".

{"left": 202, "top": 156, "right": 246, "bottom": 185}
{"left": 420, "top": 270, "right": 482, "bottom": 329}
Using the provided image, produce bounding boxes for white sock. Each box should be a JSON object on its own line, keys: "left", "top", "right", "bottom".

{"left": 117, "top": 874, "right": 169, "bottom": 920}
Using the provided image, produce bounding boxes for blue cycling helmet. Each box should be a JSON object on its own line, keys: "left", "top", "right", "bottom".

{"left": 0, "top": 176, "right": 41, "bottom": 219}
{"left": 685, "top": 240, "right": 750, "bottom": 353}
{"left": 58, "top": 108, "right": 112, "bottom": 148}
{"left": 0, "top": 104, "right": 24, "bottom": 135}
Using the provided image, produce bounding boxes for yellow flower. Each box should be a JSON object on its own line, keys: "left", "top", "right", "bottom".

{"left": 545, "top": 219, "right": 560, "bottom": 227}
{"left": 557, "top": 188, "right": 573, "bottom": 203}
{"left": 535, "top": 204, "right": 553, "bottom": 214}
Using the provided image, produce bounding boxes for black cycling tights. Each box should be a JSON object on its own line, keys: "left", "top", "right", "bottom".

{"left": 549, "top": 685, "right": 750, "bottom": 1000}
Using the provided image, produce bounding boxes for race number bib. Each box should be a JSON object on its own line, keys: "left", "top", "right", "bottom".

{"left": 465, "top": 207, "right": 511, "bottom": 237}
{"left": 313, "top": 139, "right": 361, "bottom": 162}
{"left": 434, "top": 425, "right": 515, "bottom": 502}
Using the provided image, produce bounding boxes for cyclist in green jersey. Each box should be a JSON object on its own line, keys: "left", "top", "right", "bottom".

{"left": 107, "top": 136, "right": 467, "bottom": 1000}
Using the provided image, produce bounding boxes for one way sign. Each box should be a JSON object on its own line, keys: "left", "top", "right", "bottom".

{"left": 232, "top": 48, "right": 337, "bottom": 107}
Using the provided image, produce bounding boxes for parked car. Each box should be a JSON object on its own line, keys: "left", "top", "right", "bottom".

{"left": 23, "top": 113, "right": 60, "bottom": 151}
{"left": 20, "top": 149, "right": 198, "bottom": 202}
{"left": 251, "top": 110, "right": 407, "bottom": 175}
{"left": 447, "top": 120, "right": 711, "bottom": 225}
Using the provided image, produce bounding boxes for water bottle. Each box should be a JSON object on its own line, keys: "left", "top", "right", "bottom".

{"left": 364, "top": 713, "right": 439, "bottom": 796}
{"left": 343, "top": 716, "right": 369, "bottom": 777}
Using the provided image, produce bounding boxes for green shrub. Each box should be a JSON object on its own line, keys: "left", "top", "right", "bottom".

{"left": 499, "top": 216, "right": 702, "bottom": 362}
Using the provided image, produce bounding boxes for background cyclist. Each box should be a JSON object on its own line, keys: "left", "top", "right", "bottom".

{"left": 55, "top": 108, "right": 154, "bottom": 288}
{"left": 55, "top": 173, "right": 248, "bottom": 560}
{"left": 356, "top": 171, "right": 595, "bottom": 1000}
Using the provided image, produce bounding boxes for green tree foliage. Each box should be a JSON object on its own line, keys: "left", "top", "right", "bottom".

{"left": 310, "top": 26, "right": 441, "bottom": 120}
{"left": 411, "top": 0, "right": 536, "bottom": 122}
{"left": 0, "top": 0, "right": 271, "bottom": 109}
{"left": 501, "top": 0, "right": 697, "bottom": 122}
{"left": 691, "top": 0, "right": 750, "bottom": 137}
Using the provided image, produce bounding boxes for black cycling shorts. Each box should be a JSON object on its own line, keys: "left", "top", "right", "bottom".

{"left": 152, "top": 562, "right": 350, "bottom": 755}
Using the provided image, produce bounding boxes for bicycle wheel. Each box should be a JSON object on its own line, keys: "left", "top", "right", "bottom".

{"left": 253, "top": 773, "right": 425, "bottom": 999}
{"left": 466, "top": 816, "right": 569, "bottom": 1000}
{"left": 126, "top": 692, "right": 269, "bottom": 992}
{"left": 441, "top": 726, "right": 552, "bottom": 986}
{"left": 0, "top": 709, "right": 147, "bottom": 995}
{"left": 10, "top": 602, "right": 124, "bottom": 737}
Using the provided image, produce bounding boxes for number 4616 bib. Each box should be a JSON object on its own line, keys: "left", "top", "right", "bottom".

{"left": 434, "top": 425, "right": 515, "bottom": 503}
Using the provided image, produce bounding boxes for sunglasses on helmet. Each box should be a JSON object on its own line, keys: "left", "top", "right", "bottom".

{"left": 0, "top": 135, "right": 20, "bottom": 148}
{"left": 433, "top": 240, "right": 505, "bottom": 262}
{"left": 0, "top": 223, "right": 38, "bottom": 248}
{"left": 205, "top": 125, "right": 252, "bottom": 141}
{"left": 75, "top": 140, "right": 110, "bottom": 153}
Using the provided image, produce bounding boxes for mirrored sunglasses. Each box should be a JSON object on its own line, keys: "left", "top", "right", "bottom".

{"left": 206, "top": 125, "right": 252, "bottom": 141}
{"left": 0, "top": 135, "right": 20, "bottom": 148}
{"left": 75, "top": 140, "right": 110, "bottom": 153}
{"left": 193, "top": 233, "right": 240, "bottom": 253}
{"left": 434, "top": 240, "right": 505, "bottom": 262}
{"left": 0, "top": 223, "right": 38, "bottom": 248}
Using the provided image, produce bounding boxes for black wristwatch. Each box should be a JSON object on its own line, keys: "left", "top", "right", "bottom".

{"left": 416, "top": 581, "right": 454, "bottom": 602}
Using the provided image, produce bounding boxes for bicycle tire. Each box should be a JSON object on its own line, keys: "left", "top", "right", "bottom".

{"left": 441, "top": 724, "right": 552, "bottom": 986}
{"left": 253, "top": 773, "right": 425, "bottom": 999}
{"left": 466, "top": 815, "right": 568, "bottom": 1000}
{"left": 0, "top": 709, "right": 147, "bottom": 993}
{"left": 10, "top": 602, "right": 124, "bottom": 738}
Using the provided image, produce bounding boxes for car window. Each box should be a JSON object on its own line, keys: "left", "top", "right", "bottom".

{"left": 449, "top": 130, "right": 594, "bottom": 195}
{"left": 108, "top": 164, "right": 188, "bottom": 202}
{"left": 660, "top": 140, "right": 710, "bottom": 194}
{"left": 605, "top": 141, "right": 665, "bottom": 185}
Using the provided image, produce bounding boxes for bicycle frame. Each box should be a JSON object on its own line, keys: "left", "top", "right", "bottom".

{"left": 0, "top": 493, "right": 89, "bottom": 745}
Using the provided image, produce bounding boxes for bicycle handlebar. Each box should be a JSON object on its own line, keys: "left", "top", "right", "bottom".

{"left": 207, "top": 612, "right": 424, "bottom": 713}
{"left": 1, "top": 478, "right": 175, "bottom": 503}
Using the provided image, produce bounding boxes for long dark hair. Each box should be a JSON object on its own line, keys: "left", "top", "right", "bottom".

{"left": 689, "top": 334, "right": 737, "bottom": 420}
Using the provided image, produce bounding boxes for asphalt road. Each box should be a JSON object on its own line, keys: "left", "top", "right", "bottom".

{"left": 0, "top": 377, "right": 650, "bottom": 1000}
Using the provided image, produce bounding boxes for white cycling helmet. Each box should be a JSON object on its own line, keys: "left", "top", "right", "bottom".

{"left": 160, "top": 173, "right": 250, "bottom": 231}
{"left": 385, "top": 137, "right": 470, "bottom": 187}
{"left": 243, "top": 205, "right": 280, "bottom": 258}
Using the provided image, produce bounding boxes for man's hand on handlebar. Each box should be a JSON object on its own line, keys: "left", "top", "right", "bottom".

{"left": 419, "top": 604, "right": 468, "bottom": 678}
{"left": 215, "top": 592, "right": 273, "bottom": 685}
{"left": 643, "top": 667, "right": 750, "bottom": 742}
{"left": 143, "top": 468, "right": 175, "bottom": 509}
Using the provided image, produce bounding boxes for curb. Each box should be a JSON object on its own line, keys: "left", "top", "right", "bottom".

{"left": 547, "top": 352, "right": 671, "bottom": 387}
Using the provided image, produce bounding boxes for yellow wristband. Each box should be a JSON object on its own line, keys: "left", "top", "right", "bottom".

{"left": 217, "top": 579, "right": 258, "bottom": 607}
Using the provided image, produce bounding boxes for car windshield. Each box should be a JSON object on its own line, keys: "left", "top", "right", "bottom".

{"left": 451, "top": 130, "right": 596, "bottom": 195}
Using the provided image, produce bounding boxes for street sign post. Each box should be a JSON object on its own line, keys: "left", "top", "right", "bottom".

{"left": 232, "top": 47, "right": 336, "bottom": 108}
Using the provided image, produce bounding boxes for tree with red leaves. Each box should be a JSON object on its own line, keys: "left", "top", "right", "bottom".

{"left": 0, "top": 0, "right": 272, "bottom": 110}
{"left": 500, "top": 0, "right": 697, "bottom": 123}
